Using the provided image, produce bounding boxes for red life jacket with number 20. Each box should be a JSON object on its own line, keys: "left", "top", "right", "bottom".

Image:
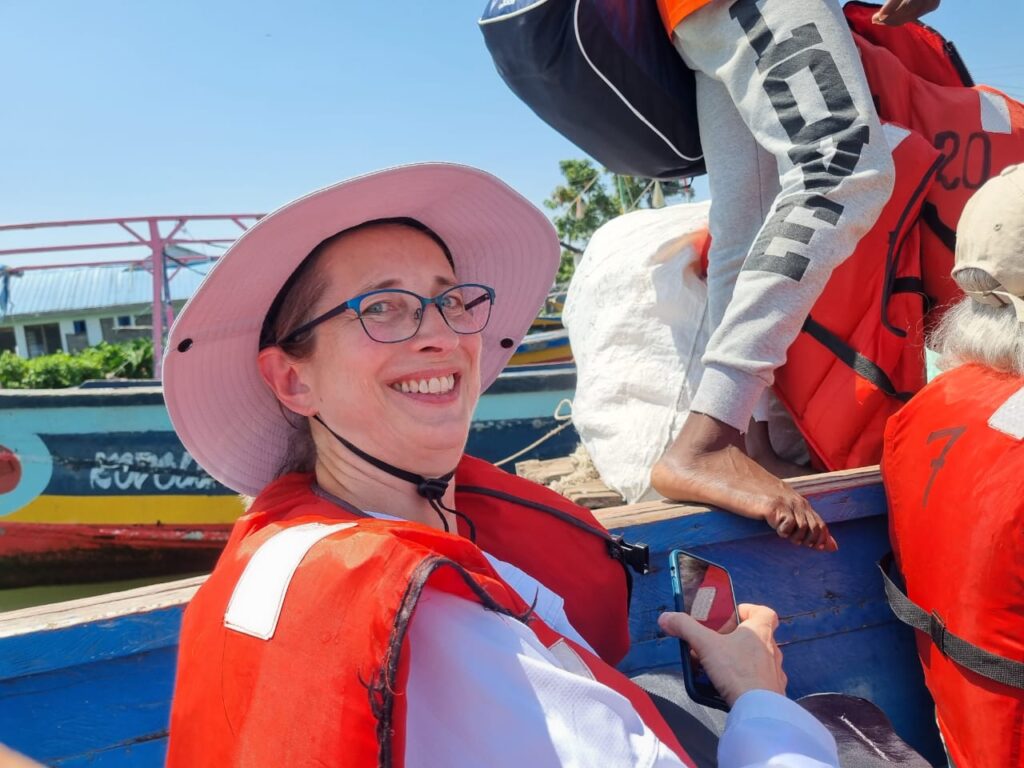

{"left": 847, "top": 3, "right": 1024, "bottom": 322}
{"left": 773, "top": 123, "right": 938, "bottom": 470}
{"left": 772, "top": 8, "right": 1024, "bottom": 471}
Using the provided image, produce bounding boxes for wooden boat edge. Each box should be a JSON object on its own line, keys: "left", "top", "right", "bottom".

{"left": 0, "top": 575, "right": 205, "bottom": 639}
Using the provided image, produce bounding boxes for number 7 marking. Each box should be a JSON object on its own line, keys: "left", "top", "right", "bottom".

{"left": 923, "top": 426, "right": 966, "bottom": 507}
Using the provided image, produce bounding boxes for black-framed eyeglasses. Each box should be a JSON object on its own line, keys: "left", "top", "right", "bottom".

{"left": 278, "top": 283, "right": 495, "bottom": 345}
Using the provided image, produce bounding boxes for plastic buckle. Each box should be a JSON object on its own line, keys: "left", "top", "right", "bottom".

{"left": 929, "top": 611, "right": 948, "bottom": 656}
{"left": 608, "top": 535, "right": 650, "bottom": 575}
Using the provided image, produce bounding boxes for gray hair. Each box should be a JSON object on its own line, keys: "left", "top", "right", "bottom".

{"left": 930, "top": 267, "right": 1024, "bottom": 376}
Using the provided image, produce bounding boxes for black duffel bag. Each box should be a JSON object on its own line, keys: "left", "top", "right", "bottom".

{"left": 479, "top": 0, "right": 705, "bottom": 180}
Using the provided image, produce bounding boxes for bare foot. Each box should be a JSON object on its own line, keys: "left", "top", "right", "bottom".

{"left": 745, "top": 421, "right": 816, "bottom": 479}
{"left": 652, "top": 413, "right": 838, "bottom": 551}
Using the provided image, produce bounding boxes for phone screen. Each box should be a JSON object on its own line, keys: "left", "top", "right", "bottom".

{"left": 669, "top": 550, "right": 738, "bottom": 710}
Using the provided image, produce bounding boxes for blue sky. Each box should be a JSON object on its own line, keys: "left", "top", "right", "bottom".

{"left": 1, "top": 1, "right": 1022, "bottom": 266}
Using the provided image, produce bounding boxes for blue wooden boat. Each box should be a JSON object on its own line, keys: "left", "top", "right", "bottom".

{"left": 0, "top": 466, "right": 945, "bottom": 765}
{"left": 0, "top": 363, "right": 578, "bottom": 587}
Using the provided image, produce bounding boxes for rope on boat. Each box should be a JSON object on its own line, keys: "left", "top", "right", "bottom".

{"left": 494, "top": 398, "right": 574, "bottom": 468}
{"left": 547, "top": 443, "right": 600, "bottom": 496}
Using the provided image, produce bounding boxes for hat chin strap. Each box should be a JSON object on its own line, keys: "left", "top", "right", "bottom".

{"left": 312, "top": 414, "right": 475, "bottom": 541}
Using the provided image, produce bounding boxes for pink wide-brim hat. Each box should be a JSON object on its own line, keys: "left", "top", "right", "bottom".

{"left": 163, "top": 163, "right": 560, "bottom": 496}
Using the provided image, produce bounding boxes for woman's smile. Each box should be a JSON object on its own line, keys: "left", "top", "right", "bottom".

{"left": 387, "top": 369, "right": 462, "bottom": 404}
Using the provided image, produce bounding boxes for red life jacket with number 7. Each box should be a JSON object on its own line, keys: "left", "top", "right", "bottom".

{"left": 882, "top": 364, "right": 1024, "bottom": 768}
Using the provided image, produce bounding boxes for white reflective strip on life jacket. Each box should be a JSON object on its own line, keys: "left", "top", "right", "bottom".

{"left": 224, "top": 522, "right": 356, "bottom": 640}
{"left": 988, "top": 385, "right": 1024, "bottom": 440}
{"left": 980, "top": 91, "right": 1013, "bottom": 135}
{"left": 547, "top": 638, "right": 597, "bottom": 681}
{"left": 691, "top": 586, "right": 717, "bottom": 622}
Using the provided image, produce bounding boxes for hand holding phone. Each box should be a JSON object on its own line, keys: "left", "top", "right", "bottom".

{"left": 666, "top": 551, "right": 789, "bottom": 708}
{"left": 668, "top": 549, "right": 739, "bottom": 710}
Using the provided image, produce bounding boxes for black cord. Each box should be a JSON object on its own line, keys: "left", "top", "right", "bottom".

{"left": 313, "top": 414, "right": 476, "bottom": 541}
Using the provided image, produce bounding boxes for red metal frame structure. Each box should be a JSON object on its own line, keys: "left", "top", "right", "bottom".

{"left": 0, "top": 214, "right": 262, "bottom": 377}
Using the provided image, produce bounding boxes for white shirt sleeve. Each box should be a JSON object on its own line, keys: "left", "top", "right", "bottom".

{"left": 719, "top": 690, "right": 839, "bottom": 768}
{"left": 404, "top": 589, "right": 839, "bottom": 768}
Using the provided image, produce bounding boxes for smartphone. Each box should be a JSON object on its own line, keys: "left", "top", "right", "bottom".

{"left": 668, "top": 549, "right": 738, "bottom": 711}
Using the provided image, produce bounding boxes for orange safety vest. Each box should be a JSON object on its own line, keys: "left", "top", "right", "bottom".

{"left": 765, "top": 9, "right": 1024, "bottom": 470}
{"left": 882, "top": 364, "right": 1024, "bottom": 768}
{"left": 453, "top": 454, "right": 639, "bottom": 664}
{"left": 167, "top": 464, "right": 689, "bottom": 767}
{"left": 773, "top": 123, "right": 938, "bottom": 471}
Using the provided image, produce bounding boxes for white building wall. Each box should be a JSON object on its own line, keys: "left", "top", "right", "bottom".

{"left": 57, "top": 318, "right": 75, "bottom": 353}
{"left": 2, "top": 304, "right": 160, "bottom": 358}
{"left": 13, "top": 325, "right": 27, "bottom": 358}
{"left": 85, "top": 316, "right": 103, "bottom": 347}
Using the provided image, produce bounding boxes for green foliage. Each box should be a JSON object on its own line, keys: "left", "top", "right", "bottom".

{"left": 545, "top": 159, "right": 694, "bottom": 282}
{"left": 0, "top": 352, "right": 27, "bottom": 389}
{"left": 0, "top": 338, "right": 154, "bottom": 389}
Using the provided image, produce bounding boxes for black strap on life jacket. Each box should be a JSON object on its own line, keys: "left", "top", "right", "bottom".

{"left": 801, "top": 316, "right": 915, "bottom": 402}
{"left": 878, "top": 553, "right": 1024, "bottom": 689}
{"left": 458, "top": 484, "right": 651, "bottom": 575}
{"left": 457, "top": 483, "right": 650, "bottom": 610}
{"left": 880, "top": 153, "right": 945, "bottom": 336}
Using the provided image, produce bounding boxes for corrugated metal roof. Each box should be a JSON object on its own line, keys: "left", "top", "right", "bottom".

{"left": 0, "top": 249, "right": 214, "bottom": 321}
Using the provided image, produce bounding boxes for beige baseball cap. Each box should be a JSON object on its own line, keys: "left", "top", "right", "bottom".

{"left": 954, "top": 163, "right": 1024, "bottom": 322}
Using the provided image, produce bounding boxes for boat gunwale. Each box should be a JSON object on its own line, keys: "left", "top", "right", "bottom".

{"left": 595, "top": 465, "right": 882, "bottom": 529}
{"left": 0, "top": 575, "right": 205, "bottom": 639}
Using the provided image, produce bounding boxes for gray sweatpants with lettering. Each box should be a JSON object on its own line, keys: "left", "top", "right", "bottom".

{"left": 672, "top": 0, "right": 895, "bottom": 438}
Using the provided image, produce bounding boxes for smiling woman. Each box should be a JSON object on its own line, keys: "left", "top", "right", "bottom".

{"left": 256, "top": 220, "right": 487, "bottom": 528}
{"left": 161, "top": 163, "right": 839, "bottom": 768}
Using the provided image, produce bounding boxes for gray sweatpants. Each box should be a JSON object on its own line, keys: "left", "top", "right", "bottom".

{"left": 673, "top": 0, "right": 895, "bottom": 433}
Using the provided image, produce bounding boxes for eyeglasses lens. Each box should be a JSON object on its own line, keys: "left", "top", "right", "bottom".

{"left": 356, "top": 285, "right": 492, "bottom": 343}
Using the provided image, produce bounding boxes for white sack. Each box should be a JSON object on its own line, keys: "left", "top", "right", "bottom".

{"left": 563, "top": 203, "right": 712, "bottom": 503}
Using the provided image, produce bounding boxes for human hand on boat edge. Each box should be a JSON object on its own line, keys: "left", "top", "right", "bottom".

{"left": 658, "top": 603, "right": 787, "bottom": 707}
{"left": 651, "top": 412, "right": 839, "bottom": 552}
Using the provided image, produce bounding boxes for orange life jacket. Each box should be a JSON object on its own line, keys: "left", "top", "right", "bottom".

{"left": 847, "top": 6, "right": 1024, "bottom": 324}
{"left": 843, "top": 2, "right": 971, "bottom": 90}
{"left": 773, "top": 10, "right": 1024, "bottom": 470}
{"left": 623, "top": 3, "right": 1024, "bottom": 473}
{"left": 882, "top": 364, "right": 1024, "bottom": 768}
{"left": 773, "top": 123, "right": 938, "bottom": 471}
{"left": 167, "top": 463, "right": 687, "bottom": 767}
{"left": 453, "top": 454, "right": 639, "bottom": 664}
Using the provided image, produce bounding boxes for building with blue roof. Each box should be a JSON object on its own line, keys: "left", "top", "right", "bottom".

{"left": 0, "top": 246, "right": 213, "bottom": 358}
